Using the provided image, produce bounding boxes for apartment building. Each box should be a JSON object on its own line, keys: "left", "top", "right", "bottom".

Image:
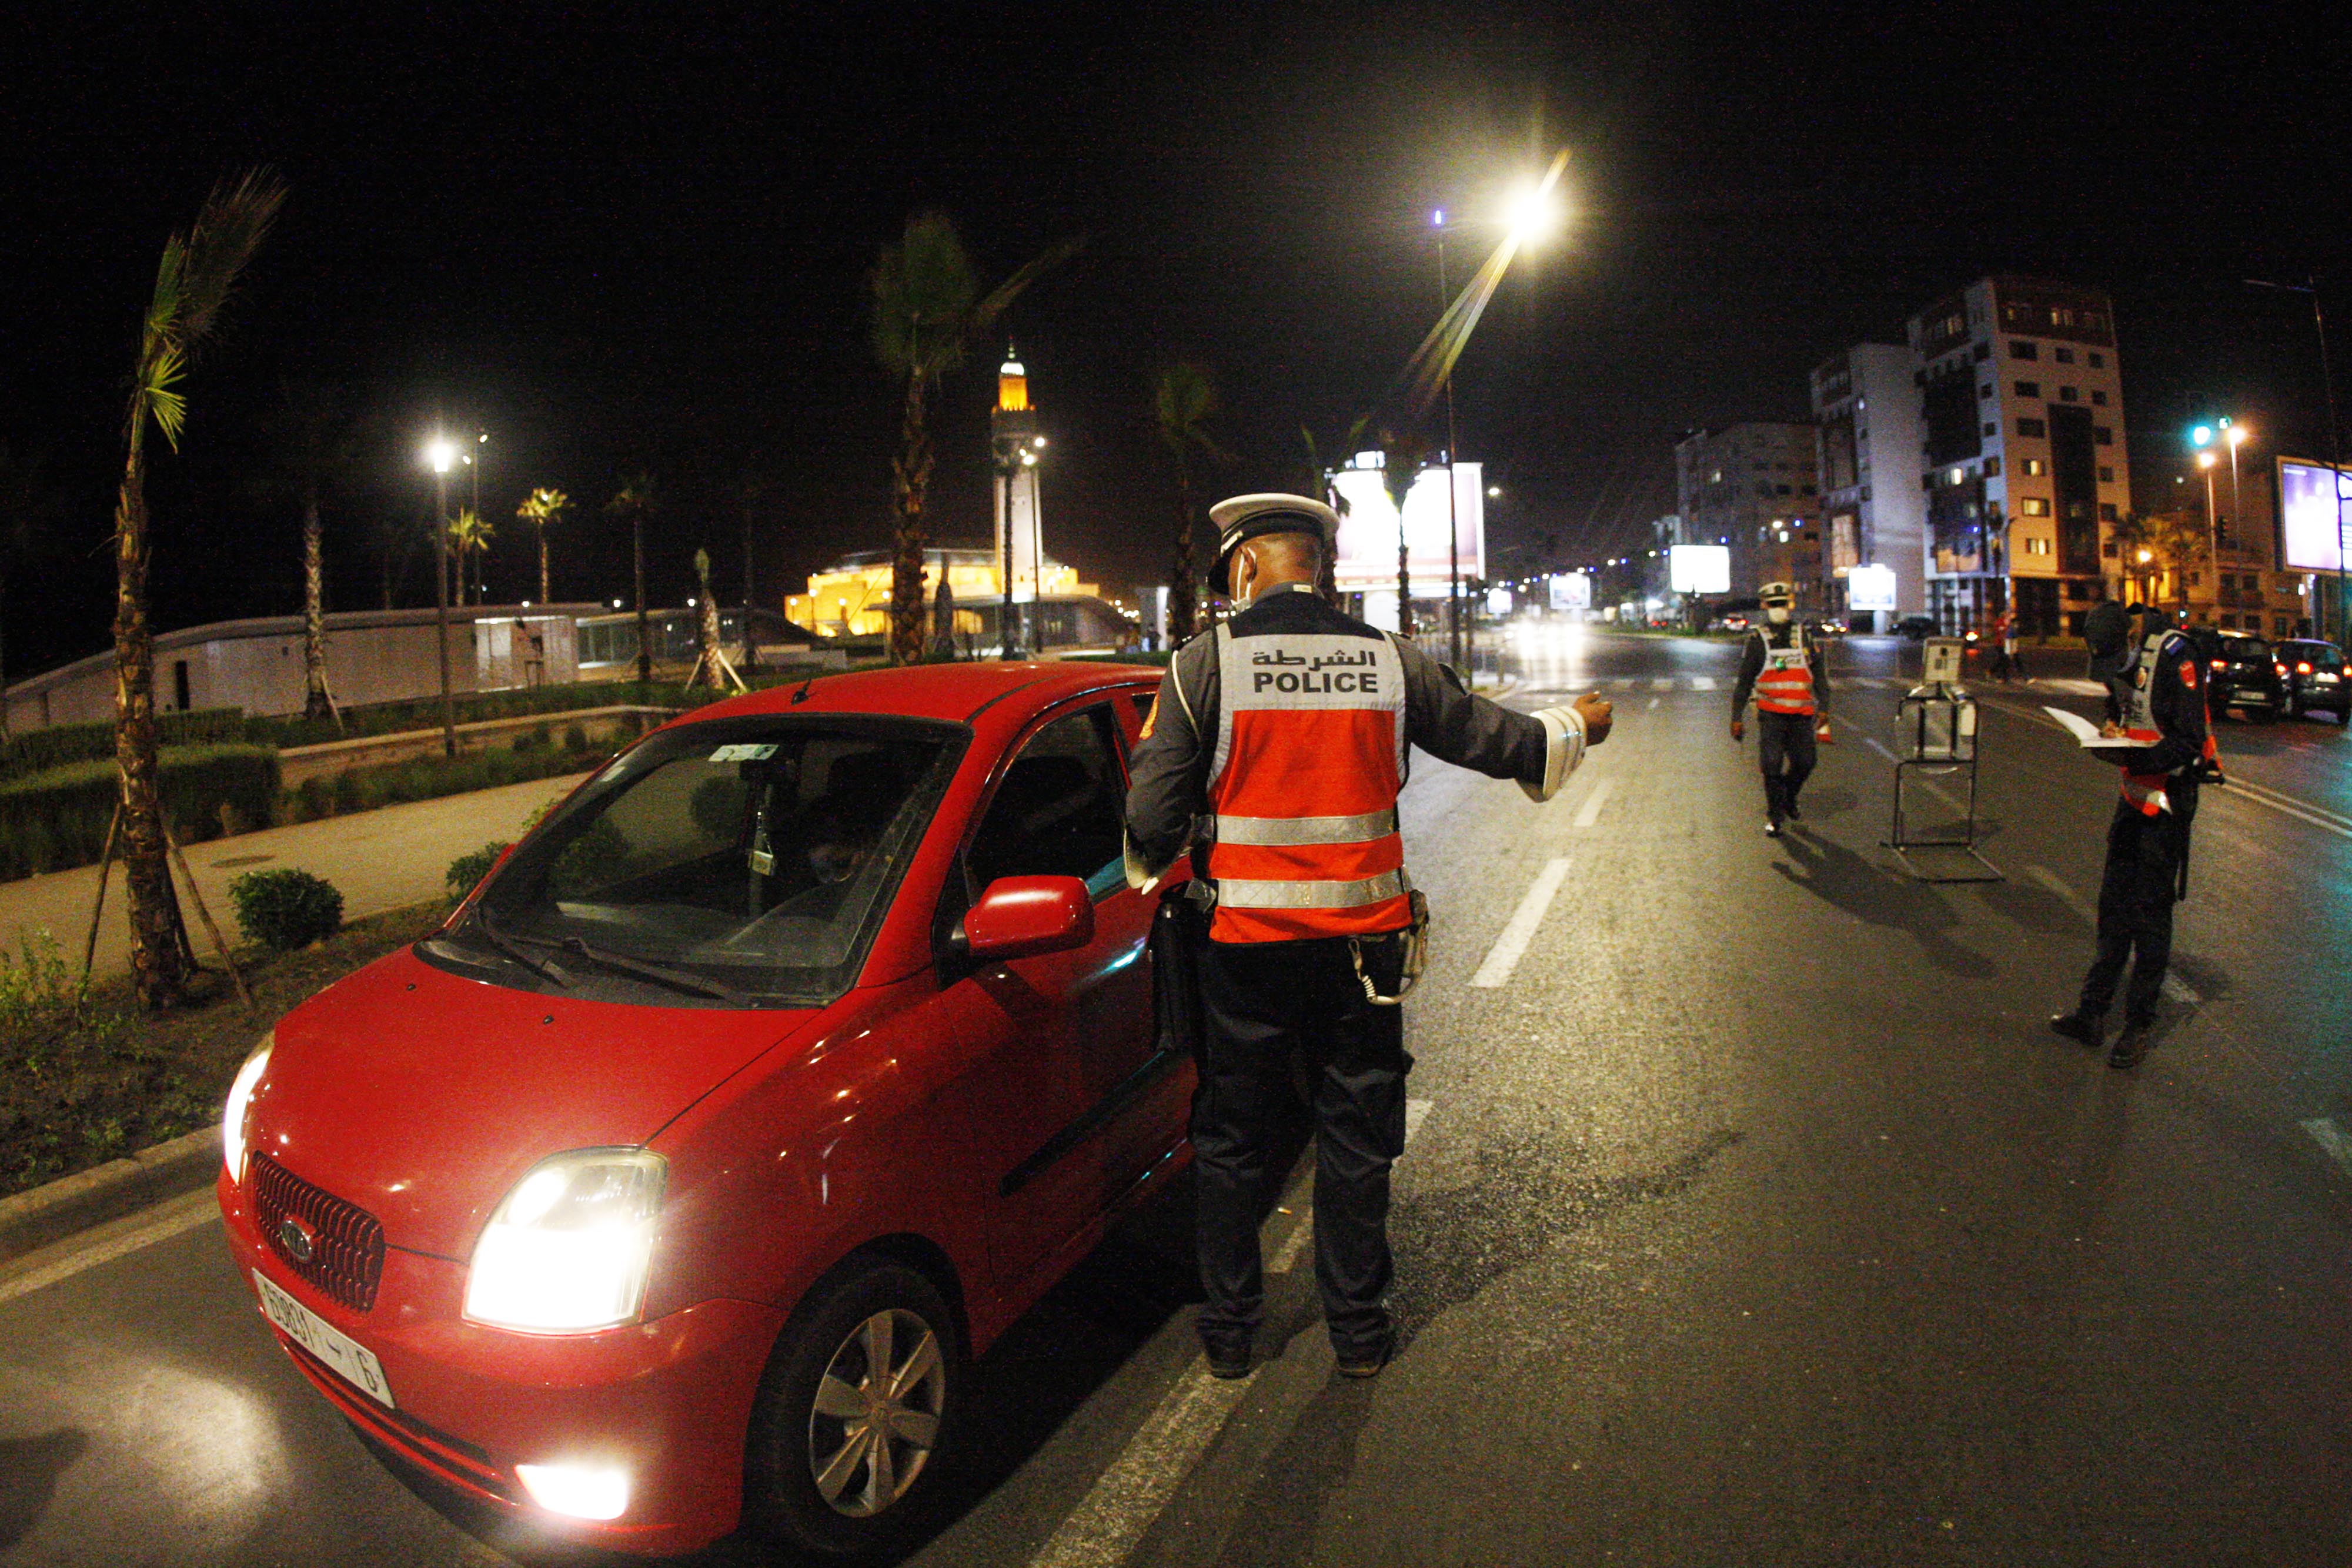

{"left": 1810, "top": 343, "right": 1927, "bottom": 627}
{"left": 1673, "top": 423, "right": 1822, "bottom": 602}
{"left": 1905, "top": 276, "right": 2131, "bottom": 636}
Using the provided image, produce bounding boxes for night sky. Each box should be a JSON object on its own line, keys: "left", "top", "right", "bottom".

{"left": 3, "top": 4, "right": 2347, "bottom": 678}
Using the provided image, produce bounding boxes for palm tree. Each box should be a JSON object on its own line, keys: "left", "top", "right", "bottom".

{"left": 113, "top": 169, "right": 286, "bottom": 1008}
{"left": 870, "top": 213, "right": 1078, "bottom": 665}
{"left": 607, "top": 473, "right": 659, "bottom": 682}
{"left": 734, "top": 469, "right": 770, "bottom": 673}
{"left": 256, "top": 377, "right": 363, "bottom": 720}
{"left": 1152, "top": 363, "right": 1230, "bottom": 640}
{"left": 0, "top": 441, "right": 63, "bottom": 733}
{"left": 516, "top": 487, "right": 567, "bottom": 604}
{"left": 2110, "top": 509, "right": 2209, "bottom": 613}
{"left": 1379, "top": 427, "right": 1433, "bottom": 637}
{"left": 447, "top": 507, "right": 495, "bottom": 606}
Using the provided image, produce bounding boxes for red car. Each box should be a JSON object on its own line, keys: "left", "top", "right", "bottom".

{"left": 218, "top": 661, "right": 1191, "bottom": 1557}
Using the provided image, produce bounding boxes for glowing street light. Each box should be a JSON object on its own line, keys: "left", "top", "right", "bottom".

{"left": 420, "top": 433, "right": 458, "bottom": 756}
{"left": 1506, "top": 182, "right": 1563, "bottom": 247}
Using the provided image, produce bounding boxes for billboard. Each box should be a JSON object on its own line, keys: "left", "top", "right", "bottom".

{"left": 1548, "top": 571, "right": 1592, "bottom": 611}
{"left": 1327, "top": 461, "right": 1485, "bottom": 593}
{"left": 1847, "top": 563, "right": 1898, "bottom": 612}
{"left": 1668, "top": 544, "right": 1731, "bottom": 594}
{"left": 2279, "top": 457, "right": 2352, "bottom": 573}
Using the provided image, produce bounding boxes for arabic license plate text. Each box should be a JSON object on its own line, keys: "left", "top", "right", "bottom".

{"left": 254, "top": 1269, "right": 395, "bottom": 1409}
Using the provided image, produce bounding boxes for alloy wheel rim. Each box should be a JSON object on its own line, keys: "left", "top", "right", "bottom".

{"left": 808, "top": 1307, "right": 944, "bottom": 1517}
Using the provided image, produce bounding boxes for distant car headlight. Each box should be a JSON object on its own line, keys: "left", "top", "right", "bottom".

{"left": 222, "top": 1035, "right": 273, "bottom": 1182}
{"left": 463, "top": 1148, "right": 666, "bottom": 1333}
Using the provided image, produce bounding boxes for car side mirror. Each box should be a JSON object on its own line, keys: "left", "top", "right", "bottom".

{"left": 956, "top": 875, "right": 1094, "bottom": 962}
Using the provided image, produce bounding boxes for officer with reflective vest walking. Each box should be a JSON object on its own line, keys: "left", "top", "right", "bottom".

{"left": 1729, "top": 581, "right": 1831, "bottom": 837}
{"left": 1124, "top": 494, "right": 1612, "bottom": 1380}
{"left": 2050, "top": 604, "right": 2216, "bottom": 1069}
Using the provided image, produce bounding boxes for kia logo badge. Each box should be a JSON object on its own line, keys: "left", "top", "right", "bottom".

{"left": 278, "top": 1217, "right": 315, "bottom": 1263}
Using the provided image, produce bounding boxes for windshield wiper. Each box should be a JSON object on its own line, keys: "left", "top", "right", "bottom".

{"left": 465, "top": 905, "right": 574, "bottom": 989}
{"left": 552, "top": 935, "right": 750, "bottom": 1007}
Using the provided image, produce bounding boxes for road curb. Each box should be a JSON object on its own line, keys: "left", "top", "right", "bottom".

{"left": 0, "top": 1128, "right": 216, "bottom": 1266}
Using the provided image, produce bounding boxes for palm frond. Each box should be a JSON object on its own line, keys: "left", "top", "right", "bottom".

{"left": 956, "top": 234, "right": 1084, "bottom": 373}
{"left": 172, "top": 168, "right": 288, "bottom": 354}
{"left": 142, "top": 347, "right": 190, "bottom": 450}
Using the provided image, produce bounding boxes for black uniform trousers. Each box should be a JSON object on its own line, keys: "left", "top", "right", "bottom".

{"left": 2077, "top": 798, "right": 2190, "bottom": 1025}
{"left": 1756, "top": 710, "right": 1818, "bottom": 820}
{"left": 1192, "top": 934, "right": 1411, "bottom": 1358}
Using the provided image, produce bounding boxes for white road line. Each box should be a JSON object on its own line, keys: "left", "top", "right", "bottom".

{"left": 1470, "top": 857, "right": 1573, "bottom": 987}
{"left": 1030, "top": 1360, "right": 1259, "bottom": 1568}
{"left": 1652, "top": 678, "right": 1675, "bottom": 691}
{"left": 1613, "top": 677, "right": 1637, "bottom": 690}
{"left": 1865, "top": 736, "right": 1898, "bottom": 763}
{"left": 0, "top": 1188, "right": 220, "bottom": 1309}
{"left": 2025, "top": 864, "right": 2200, "bottom": 1005}
{"left": 2303, "top": 1118, "right": 2352, "bottom": 1179}
{"left": 1572, "top": 778, "right": 1615, "bottom": 829}
{"left": 1646, "top": 696, "right": 1661, "bottom": 710}
{"left": 2225, "top": 778, "right": 2352, "bottom": 841}
{"left": 1690, "top": 676, "right": 1718, "bottom": 691}
{"left": 1405, "top": 1097, "right": 1433, "bottom": 1143}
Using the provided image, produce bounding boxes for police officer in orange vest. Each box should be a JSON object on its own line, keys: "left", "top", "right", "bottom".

{"left": 2050, "top": 604, "right": 2214, "bottom": 1068}
{"left": 1729, "top": 581, "right": 1832, "bottom": 837}
{"left": 1124, "top": 494, "right": 1612, "bottom": 1380}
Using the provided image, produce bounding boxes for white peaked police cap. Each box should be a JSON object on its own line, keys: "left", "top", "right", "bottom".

{"left": 1758, "top": 581, "right": 1796, "bottom": 604}
{"left": 1210, "top": 494, "right": 1341, "bottom": 594}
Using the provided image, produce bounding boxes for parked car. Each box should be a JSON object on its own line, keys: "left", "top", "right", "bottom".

{"left": 2274, "top": 637, "right": 2350, "bottom": 724}
{"left": 1895, "top": 615, "right": 1937, "bottom": 641}
{"left": 1806, "top": 619, "right": 1846, "bottom": 639}
{"left": 1712, "top": 613, "right": 1751, "bottom": 633}
{"left": 2186, "top": 626, "right": 2286, "bottom": 721}
{"left": 219, "top": 661, "right": 1191, "bottom": 1557}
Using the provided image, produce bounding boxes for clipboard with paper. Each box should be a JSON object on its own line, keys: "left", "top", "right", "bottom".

{"left": 2043, "top": 706, "right": 2135, "bottom": 749}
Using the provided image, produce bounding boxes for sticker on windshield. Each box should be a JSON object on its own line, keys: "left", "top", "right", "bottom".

{"left": 709, "top": 743, "right": 779, "bottom": 763}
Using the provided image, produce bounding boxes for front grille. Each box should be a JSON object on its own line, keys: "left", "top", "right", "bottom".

{"left": 251, "top": 1152, "right": 387, "bottom": 1312}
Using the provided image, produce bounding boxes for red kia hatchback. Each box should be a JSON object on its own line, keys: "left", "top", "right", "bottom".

{"left": 217, "top": 661, "right": 1192, "bottom": 1557}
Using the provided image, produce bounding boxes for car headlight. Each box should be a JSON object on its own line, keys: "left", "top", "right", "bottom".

{"left": 222, "top": 1035, "right": 273, "bottom": 1182}
{"left": 463, "top": 1148, "right": 666, "bottom": 1333}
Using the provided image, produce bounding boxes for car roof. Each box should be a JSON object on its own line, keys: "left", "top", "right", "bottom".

{"left": 660, "top": 660, "right": 1164, "bottom": 731}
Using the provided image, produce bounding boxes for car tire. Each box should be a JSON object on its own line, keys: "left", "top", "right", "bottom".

{"left": 744, "top": 1260, "right": 963, "bottom": 1558}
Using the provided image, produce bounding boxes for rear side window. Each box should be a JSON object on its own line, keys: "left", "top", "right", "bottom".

{"left": 968, "top": 705, "right": 1127, "bottom": 896}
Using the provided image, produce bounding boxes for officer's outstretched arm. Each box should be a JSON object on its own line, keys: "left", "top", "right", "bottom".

{"left": 1521, "top": 701, "right": 1595, "bottom": 801}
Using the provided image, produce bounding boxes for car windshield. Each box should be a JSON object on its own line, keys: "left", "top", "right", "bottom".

{"left": 2227, "top": 637, "right": 2270, "bottom": 660}
{"left": 433, "top": 714, "right": 964, "bottom": 1007}
{"left": 2287, "top": 643, "right": 2343, "bottom": 668}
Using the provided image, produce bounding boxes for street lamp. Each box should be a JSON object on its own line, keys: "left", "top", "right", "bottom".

{"left": 2247, "top": 276, "right": 2347, "bottom": 643}
{"left": 422, "top": 435, "right": 459, "bottom": 757}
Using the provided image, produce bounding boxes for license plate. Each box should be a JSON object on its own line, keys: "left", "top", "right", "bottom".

{"left": 255, "top": 1269, "right": 395, "bottom": 1409}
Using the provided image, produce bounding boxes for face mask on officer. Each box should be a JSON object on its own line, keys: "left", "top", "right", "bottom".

{"left": 1765, "top": 603, "right": 1790, "bottom": 625}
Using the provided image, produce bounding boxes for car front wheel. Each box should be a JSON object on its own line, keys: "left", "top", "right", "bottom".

{"left": 744, "top": 1260, "right": 961, "bottom": 1557}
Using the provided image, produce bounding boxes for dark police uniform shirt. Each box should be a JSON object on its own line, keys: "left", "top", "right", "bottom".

{"left": 1124, "top": 583, "right": 1548, "bottom": 876}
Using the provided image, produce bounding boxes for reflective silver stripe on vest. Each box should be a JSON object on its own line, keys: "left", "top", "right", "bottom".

{"left": 1212, "top": 868, "right": 1409, "bottom": 910}
{"left": 1211, "top": 808, "right": 1398, "bottom": 847}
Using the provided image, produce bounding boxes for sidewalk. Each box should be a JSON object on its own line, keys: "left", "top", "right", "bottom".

{"left": 0, "top": 773, "right": 589, "bottom": 987}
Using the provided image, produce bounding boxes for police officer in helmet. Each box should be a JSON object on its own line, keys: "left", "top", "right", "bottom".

{"left": 2050, "top": 602, "right": 2216, "bottom": 1068}
{"left": 1729, "top": 581, "right": 1832, "bottom": 837}
{"left": 1124, "top": 494, "right": 1613, "bottom": 1380}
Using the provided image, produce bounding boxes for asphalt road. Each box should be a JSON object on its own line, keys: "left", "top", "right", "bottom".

{"left": 6, "top": 631, "right": 2350, "bottom": 1567}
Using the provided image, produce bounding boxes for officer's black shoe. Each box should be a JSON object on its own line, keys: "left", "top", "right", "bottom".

{"left": 1785, "top": 797, "right": 1803, "bottom": 822}
{"left": 1763, "top": 816, "right": 1783, "bottom": 838}
{"left": 1202, "top": 1336, "right": 1252, "bottom": 1380}
{"left": 1335, "top": 1332, "right": 1394, "bottom": 1380}
{"left": 2049, "top": 1010, "right": 2105, "bottom": 1049}
{"left": 2107, "top": 1021, "right": 2152, "bottom": 1070}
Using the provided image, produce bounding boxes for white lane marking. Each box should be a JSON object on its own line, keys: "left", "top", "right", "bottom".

{"left": 1613, "top": 678, "right": 1636, "bottom": 690}
{"left": 2026, "top": 865, "right": 2201, "bottom": 1005}
{"left": 1572, "top": 778, "right": 1615, "bottom": 829}
{"left": 1470, "top": 857, "right": 1574, "bottom": 988}
{"left": 2025, "top": 864, "right": 2096, "bottom": 924}
{"left": 0, "top": 1188, "right": 220, "bottom": 1309}
{"left": 1690, "top": 676, "right": 1718, "bottom": 691}
{"left": 2225, "top": 777, "right": 2352, "bottom": 841}
{"left": 1865, "top": 736, "right": 1897, "bottom": 763}
{"left": 2303, "top": 1118, "right": 2352, "bottom": 1179}
{"left": 1405, "top": 1097, "right": 1433, "bottom": 1143}
{"left": 1652, "top": 678, "right": 1675, "bottom": 691}
{"left": 1030, "top": 1359, "right": 1259, "bottom": 1568}
{"left": 1646, "top": 696, "right": 1661, "bottom": 710}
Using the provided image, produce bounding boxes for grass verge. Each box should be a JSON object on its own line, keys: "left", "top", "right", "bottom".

{"left": 0, "top": 900, "right": 452, "bottom": 1201}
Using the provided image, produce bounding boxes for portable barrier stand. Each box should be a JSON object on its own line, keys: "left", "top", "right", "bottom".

{"left": 1883, "top": 637, "right": 2002, "bottom": 882}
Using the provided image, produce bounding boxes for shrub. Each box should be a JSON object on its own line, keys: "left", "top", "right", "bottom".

{"left": 0, "top": 744, "right": 281, "bottom": 882}
{"left": 228, "top": 868, "right": 345, "bottom": 951}
{"left": 0, "top": 928, "right": 78, "bottom": 1048}
{"left": 0, "top": 708, "right": 245, "bottom": 784}
{"left": 446, "top": 841, "right": 512, "bottom": 900}
{"left": 563, "top": 721, "right": 590, "bottom": 753}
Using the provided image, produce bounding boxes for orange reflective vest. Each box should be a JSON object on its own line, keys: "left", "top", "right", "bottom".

{"left": 1753, "top": 628, "right": 1816, "bottom": 716}
{"left": 1203, "top": 623, "right": 1412, "bottom": 943}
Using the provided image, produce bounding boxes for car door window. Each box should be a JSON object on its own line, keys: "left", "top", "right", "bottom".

{"left": 968, "top": 705, "right": 1127, "bottom": 898}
